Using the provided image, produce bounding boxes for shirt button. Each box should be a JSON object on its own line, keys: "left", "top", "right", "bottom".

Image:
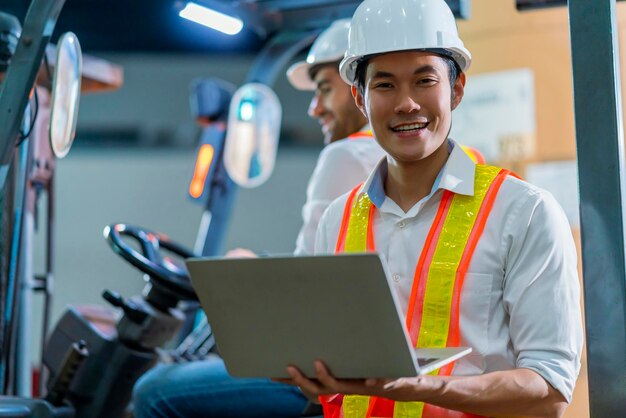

{"left": 392, "top": 274, "right": 401, "bottom": 282}
{"left": 398, "top": 221, "right": 406, "bottom": 228}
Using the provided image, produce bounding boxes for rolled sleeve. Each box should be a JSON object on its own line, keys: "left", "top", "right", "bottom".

{"left": 503, "top": 189, "right": 583, "bottom": 402}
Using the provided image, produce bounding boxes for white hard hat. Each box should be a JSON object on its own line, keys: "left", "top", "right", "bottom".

{"left": 339, "top": 0, "right": 471, "bottom": 85}
{"left": 287, "top": 19, "right": 351, "bottom": 91}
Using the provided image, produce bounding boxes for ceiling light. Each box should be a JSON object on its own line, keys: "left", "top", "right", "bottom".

{"left": 179, "top": 2, "right": 243, "bottom": 35}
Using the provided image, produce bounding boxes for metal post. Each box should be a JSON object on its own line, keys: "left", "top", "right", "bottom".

{"left": 569, "top": 1, "right": 626, "bottom": 416}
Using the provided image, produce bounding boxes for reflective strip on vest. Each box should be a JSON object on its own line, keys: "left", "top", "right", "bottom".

{"left": 322, "top": 164, "right": 510, "bottom": 418}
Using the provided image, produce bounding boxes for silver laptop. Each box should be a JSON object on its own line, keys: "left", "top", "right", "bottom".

{"left": 186, "top": 253, "right": 470, "bottom": 379}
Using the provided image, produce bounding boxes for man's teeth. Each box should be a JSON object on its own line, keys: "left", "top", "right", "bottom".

{"left": 393, "top": 123, "right": 427, "bottom": 131}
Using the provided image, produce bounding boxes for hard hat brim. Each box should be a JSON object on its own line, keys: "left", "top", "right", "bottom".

{"left": 287, "top": 61, "right": 316, "bottom": 91}
{"left": 340, "top": 48, "right": 471, "bottom": 86}
{"left": 339, "top": 55, "right": 359, "bottom": 85}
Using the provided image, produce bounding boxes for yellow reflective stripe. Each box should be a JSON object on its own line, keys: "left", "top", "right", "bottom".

{"left": 343, "top": 395, "right": 371, "bottom": 418}
{"left": 417, "top": 165, "right": 500, "bottom": 349}
{"left": 344, "top": 192, "right": 372, "bottom": 253}
{"left": 393, "top": 401, "right": 424, "bottom": 417}
{"left": 343, "top": 194, "right": 375, "bottom": 417}
{"left": 344, "top": 192, "right": 429, "bottom": 418}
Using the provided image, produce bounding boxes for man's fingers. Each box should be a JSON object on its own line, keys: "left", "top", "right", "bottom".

{"left": 287, "top": 366, "right": 326, "bottom": 395}
{"left": 313, "top": 361, "right": 381, "bottom": 395}
{"left": 288, "top": 361, "right": 426, "bottom": 402}
{"left": 313, "top": 361, "right": 342, "bottom": 391}
{"left": 382, "top": 377, "right": 417, "bottom": 394}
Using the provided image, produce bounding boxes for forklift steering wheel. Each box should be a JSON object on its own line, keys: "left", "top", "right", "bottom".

{"left": 104, "top": 223, "right": 198, "bottom": 300}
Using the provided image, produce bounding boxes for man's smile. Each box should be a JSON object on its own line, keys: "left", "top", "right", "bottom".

{"left": 390, "top": 121, "right": 429, "bottom": 133}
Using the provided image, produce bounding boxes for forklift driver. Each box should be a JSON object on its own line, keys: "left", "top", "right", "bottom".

{"left": 132, "top": 19, "right": 385, "bottom": 418}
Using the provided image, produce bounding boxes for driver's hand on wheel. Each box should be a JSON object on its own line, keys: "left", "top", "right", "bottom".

{"left": 225, "top": 248, "right": 258, "bottom": 258}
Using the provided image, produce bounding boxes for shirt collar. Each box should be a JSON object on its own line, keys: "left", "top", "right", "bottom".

{"left": 439, "top": 139, "right": 476, "bottom": 196}
{"left": 360, "top": 139, "right": 477, "bottom": 208}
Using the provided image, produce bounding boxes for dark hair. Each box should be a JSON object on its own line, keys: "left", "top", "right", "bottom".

{"left": 354, "top": 51, "right": 461, "bottom": 96}
{"left": 308, "top": 60, "right": 343, "bottom": 83}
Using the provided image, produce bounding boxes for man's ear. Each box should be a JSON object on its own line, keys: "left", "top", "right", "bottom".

{"left": 451, "top": 72, "right": 466, "bottom": 111}
{"left": 352, "top": 85, "right": 368, "bottom": 118}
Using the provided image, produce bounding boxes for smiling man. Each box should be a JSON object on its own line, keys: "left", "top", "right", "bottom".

{"left": 288, "top": 18, "right": 385, "bottom": 255}
{"left": 304, "top": 47, "right": 366, "bottom": 146}
{"left": 285, "top": 1, "right": 584, "bottom": 417}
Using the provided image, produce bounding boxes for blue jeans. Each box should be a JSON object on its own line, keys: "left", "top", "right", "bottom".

{"left": 132, "top": 355, "right": 309, "bottom": 418}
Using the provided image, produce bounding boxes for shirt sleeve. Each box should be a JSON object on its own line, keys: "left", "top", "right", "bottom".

{"left": 294, "top": 142, "right": 372, "bottom": 255}
{"left": 314, "top": 205, "right": 332, "bottom": 255}
{"left": 314, "top": 192, "right": 351, "bottom": 255}
{"left": 502, "top": 188, "right": 583, "bottom": 402}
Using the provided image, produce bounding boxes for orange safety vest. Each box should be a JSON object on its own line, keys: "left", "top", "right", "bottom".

{"left": 459, "top": 146, "right": 486, "bottom": 165}
{"left": 347, "top": 130, "right": 374, "bottom": 140}
{"left": 322, "top": 164, "right": 513, "bottom": 418}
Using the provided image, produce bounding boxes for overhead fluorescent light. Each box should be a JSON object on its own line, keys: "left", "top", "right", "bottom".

{"left": 179, "top": 2, "right": 243, "bottom": 35}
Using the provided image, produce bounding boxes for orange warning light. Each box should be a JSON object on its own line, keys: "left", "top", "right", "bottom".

{"left": 189, "top": 144, "right": 215, "bottom": 198}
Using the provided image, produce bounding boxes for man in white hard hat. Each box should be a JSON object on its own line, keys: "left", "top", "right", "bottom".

{"left": 290, "top": 18, "right": 385, "bottom": 255}
{"left": 284, "top": 1, "right": 583, "bottom": 417}
{"left": 227, "top": 18, "right": 384, "bottom": 257}
{"left": 132, "top": 19, "right": 384, "bottom": 417}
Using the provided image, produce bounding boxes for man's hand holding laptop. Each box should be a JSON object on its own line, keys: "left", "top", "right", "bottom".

{"left": 279, "top": 360, "right": 445, "bottom": 404}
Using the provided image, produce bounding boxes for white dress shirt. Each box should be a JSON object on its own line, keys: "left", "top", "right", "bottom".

{"left": 315, "top": 140, "right": 583, "bottom": 402}
{"left": 294, "top": 130, "right": 385, "bottom": 255}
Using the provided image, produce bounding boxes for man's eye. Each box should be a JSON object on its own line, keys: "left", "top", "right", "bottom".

{"left": 373, "top": 82, "right": 393, "bottom": 89}
{"left": 418, "top": 78, "right": 437, "bottom": 85}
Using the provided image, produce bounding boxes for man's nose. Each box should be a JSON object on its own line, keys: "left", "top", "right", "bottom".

{"left": 394, "top": 93, "right": 421, "bottom": 114}
{"left": 308, "top": 95, "right": 324, "bottom": 118}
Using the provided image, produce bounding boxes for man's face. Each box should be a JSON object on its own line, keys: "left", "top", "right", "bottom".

{"left": 309, "top": 65, "right": 367, "bottom": 144}
{"left": 354, "top": 51, "right": 465, "bottom": 163}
